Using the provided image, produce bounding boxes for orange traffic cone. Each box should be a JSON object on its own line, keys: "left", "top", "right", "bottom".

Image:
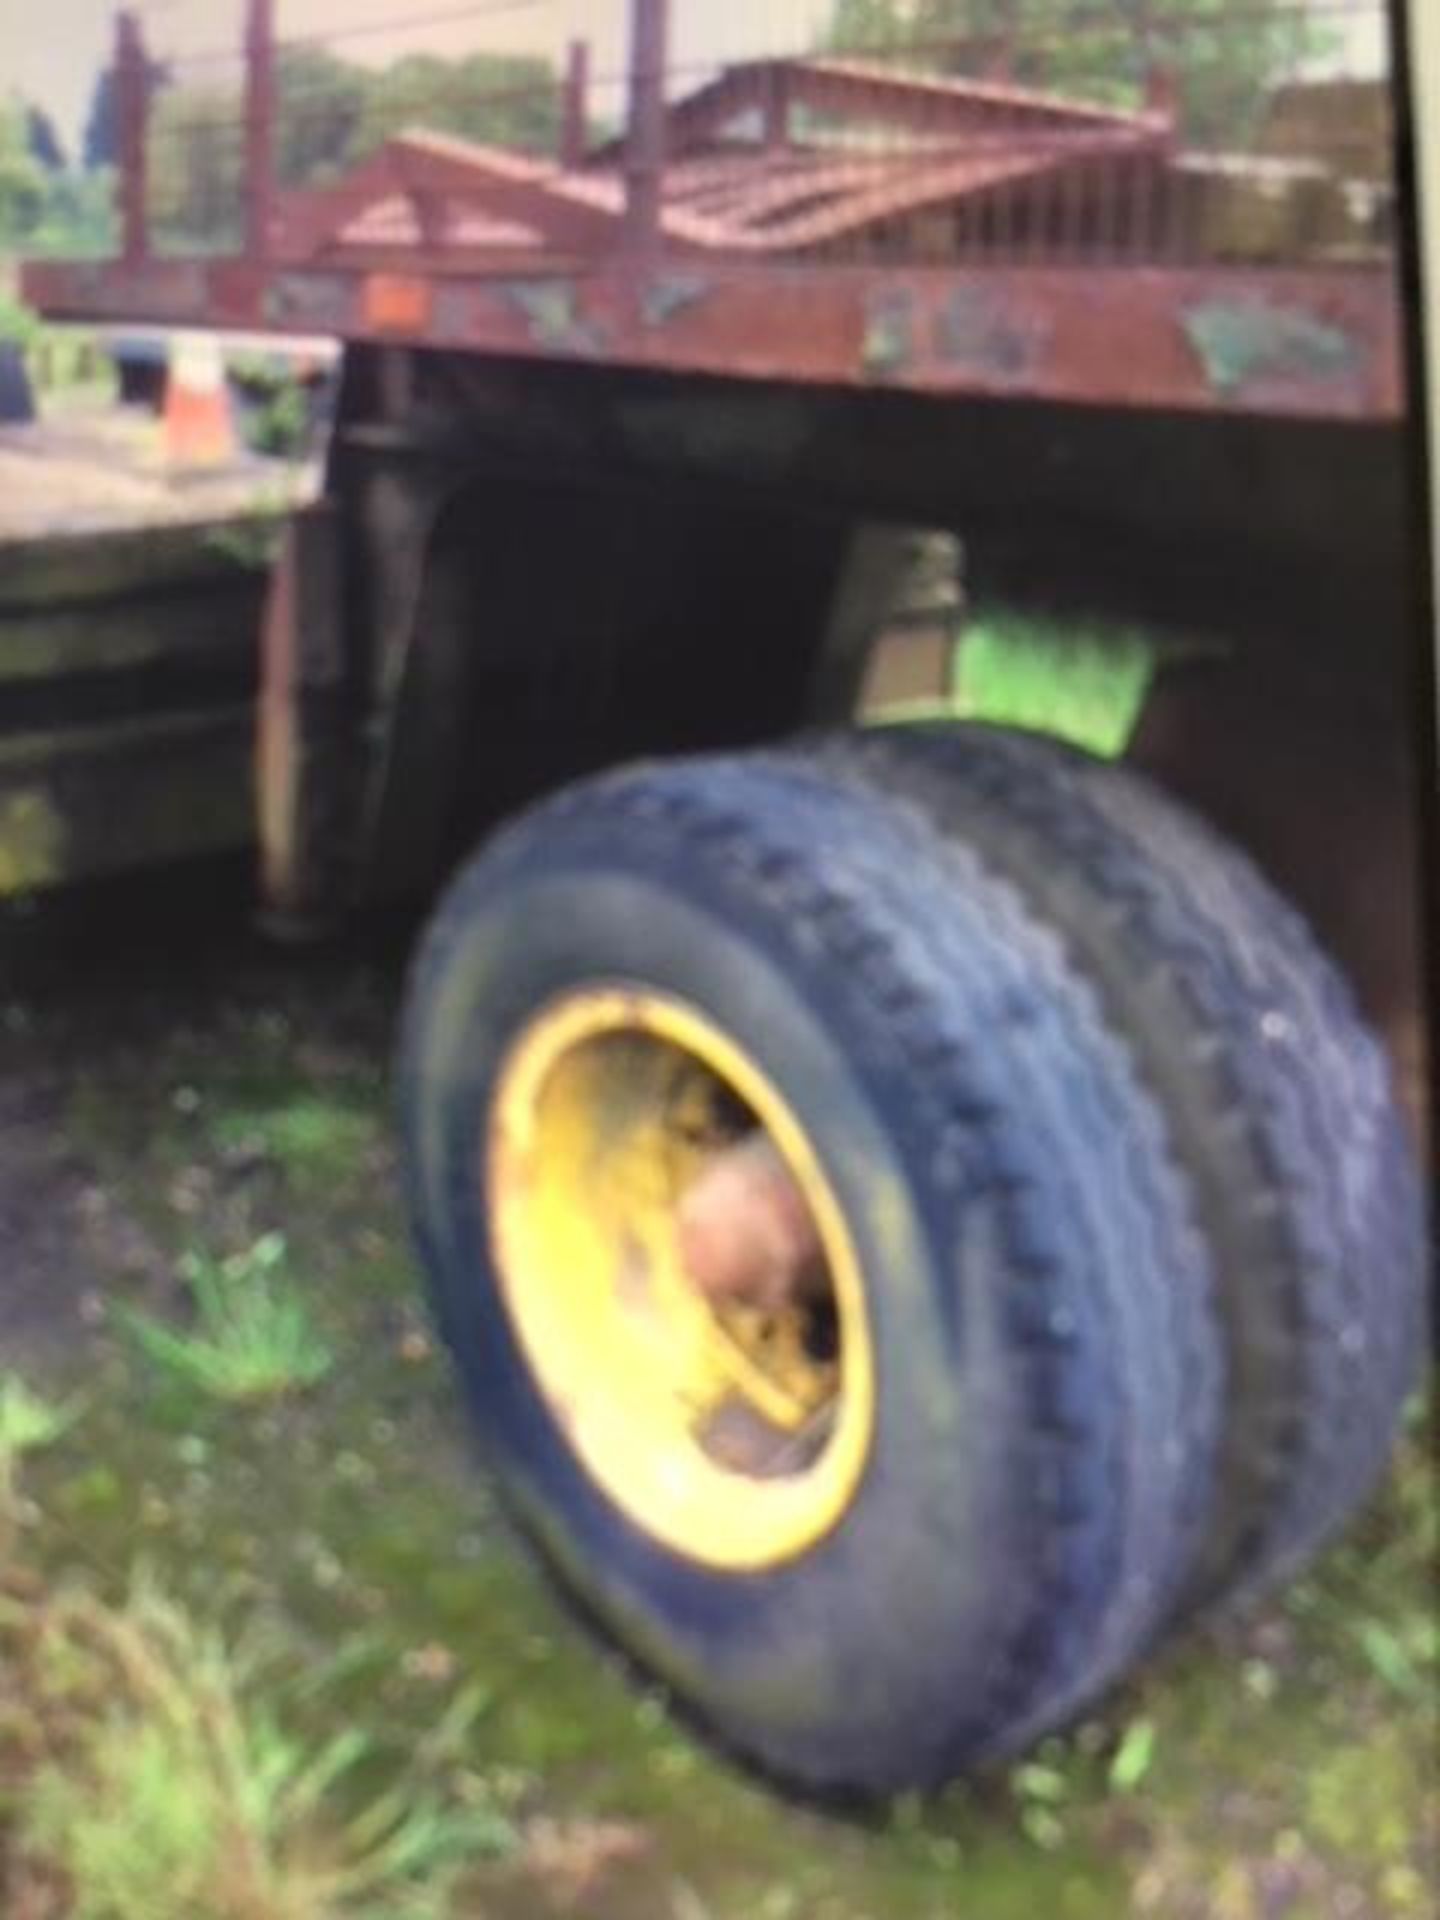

{"left": 163, "top": 332, "right": 236, "bottom": 468}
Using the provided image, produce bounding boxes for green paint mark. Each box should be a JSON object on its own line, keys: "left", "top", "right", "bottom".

{"left": 503, "top": 281, "right": 606, "bottom": 355}
{"left": 1183, "top": 301, "right": 1357, "bottom": 397}
{"left": 863, "top": 290, "right": 915, "bottom": 378}
{"left": 875, "top": 613, "right": 1162, "bottom": 759}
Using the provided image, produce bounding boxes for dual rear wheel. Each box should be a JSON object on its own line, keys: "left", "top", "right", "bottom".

{"left": 400, "top": 724, "right": 1424, "bottom": 1794}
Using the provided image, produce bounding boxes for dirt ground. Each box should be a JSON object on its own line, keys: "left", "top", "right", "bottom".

{"left": 1, "top": 868, "right": 1435, "bottom": 1920}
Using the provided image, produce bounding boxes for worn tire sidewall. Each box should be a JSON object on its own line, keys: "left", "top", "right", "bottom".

{"left": 405, "top": 851, "right": 1087, "bottom": 1785}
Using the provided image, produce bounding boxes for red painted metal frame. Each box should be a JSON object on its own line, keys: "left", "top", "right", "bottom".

{"left": 23, "top": 254, "right": 1400, "bottom": 420}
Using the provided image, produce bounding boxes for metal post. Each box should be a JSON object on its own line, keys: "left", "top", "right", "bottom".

{"left": 561, "top": 38, "right": 589, "bottom": 170}
{"left": 760, "top": 66, "right": 788, "bottom": 149}
{"left": 1137, "top": 0, "right": 1178, "bottom": 131}
{"left": 983, "top": 34, "right": 1015, "bottom": 83}
{"left": 983, "top": 0, "right": 1018, "bottom": 81}
{"left": 1143, "top": 64, "right": 1180, "bottom": 128}
{"left": 623, "top": 0, "right": 669, "bottom": 259}
{"left": 245, "top": 0, "right": 277, "bottom": 262}
{"left": 116, "top": 9, "right": 149, "bottom": 266}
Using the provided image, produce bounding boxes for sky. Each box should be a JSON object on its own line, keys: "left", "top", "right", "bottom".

{"left": 2, "top": 0, "right": 835, "bottom": 155}
{"left": 2, "top": 0, "right": 1390, "bottom": 162}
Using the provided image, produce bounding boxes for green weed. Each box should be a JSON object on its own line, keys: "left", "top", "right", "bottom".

{"left": 203, "top": 499, "right": 292, "bottom": 570}
{"left": 211, "top": 1095, "right": 374, "bottom": 1172}
{"left": 0, "top": 1374, "right": 79, "bottom": 1509}
{"left": 7, "top": 1571, "right": 513, "bottom": 1920}
{"left": 1108, "top": 1718, "right": 1158, "bottom": 1793}
{"left": 120, "top": 1234, "right": 333, "bottom": 1405}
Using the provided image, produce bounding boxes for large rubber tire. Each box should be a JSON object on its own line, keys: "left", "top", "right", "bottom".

{"left": 819, "top": 722, "right": 1425, "bottom": 1619}
{"left": 400, "top": 750, "right": 1222, "bottom": 1793}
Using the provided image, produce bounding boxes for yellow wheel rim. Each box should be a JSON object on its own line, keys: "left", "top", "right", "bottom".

{"left": 487, "top": 988, "right": 876, "bottom": 1570}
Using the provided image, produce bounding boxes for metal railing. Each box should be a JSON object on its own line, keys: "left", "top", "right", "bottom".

{"left": 101, "top": 0, "right": 1394, "bottom": 271}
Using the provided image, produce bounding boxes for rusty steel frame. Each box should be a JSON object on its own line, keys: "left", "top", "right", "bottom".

{"left": 245, "top": 0, "right": 277, "bottom": 262}
{"left": 21, "top": 0, "right": 1404, "bottom": 422}
{"left": 115, "top": 8, "right": 148, "bottom": 268}
{"left": 24, "top": 253, "right": 1400, "bottom": 420}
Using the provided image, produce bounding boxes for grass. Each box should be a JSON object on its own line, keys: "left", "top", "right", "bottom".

{"left": 2, "top": 1572, "right": 514, "bottom": 1920}
{"left": 0, "top": 301, "right": 115, "bottom": 413}
{"left": 120, "top": 1234, "right": 334, "bottom": 1405}
{"left": 7, "top": 966, "right": 1435, "bottom": 1920}
{"left": 210, "top": 1095, "right": 375, "bottom": 1174}
{"left": 0, "top": 1376, "right": 78, "bottom": 1517}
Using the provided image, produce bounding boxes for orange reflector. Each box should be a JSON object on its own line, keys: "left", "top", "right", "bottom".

{"left": 363, "top": 274, "right": 431, "bottom": 334}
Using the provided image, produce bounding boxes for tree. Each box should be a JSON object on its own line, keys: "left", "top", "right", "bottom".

{"left": 81, "top": 54, "right": 169, "bottom": 171}
{"left": 351, "top": 51, "right": 561, "bottom": 159}
{"left": 26, "top": 169, "right": 116, "bottom": 258}
{"left": 0, "top": 98, "right": 46, "bottom": 243}
{"left": 82, "top": 67, "right": 115, "bottom": 170}
{"left": 25, "top": 104, "right": 66, "bottom": 172}
{"left": 275, "top": 46, "right": 370, "bottom": 187}
{"left": 148, "top": 86, "right": 242, "bottom": 248}
{"left": 824, "top": 0, "right": 1335, "bottom": 145}
{"left": 73, "top": 42, "right": 567, "bottom": 251}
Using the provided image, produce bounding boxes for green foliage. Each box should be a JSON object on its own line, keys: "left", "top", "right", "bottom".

{"left": 147, "top": 41, "right": 562, "bottom": 242}
{"left": 202, "top": 504, "right": 291, "bottom": 569}
{"left": 148, "top": 86, "right": 244, "bottom": 252}
{"left": 20, "top": 320, "right": 115, "bottom": 402}
{"left": 351, "top": 51, "right": 561, "bottom": 160}
{"left": 255, "top": 381, "right": 307, "bottom": 456}
{"left": 20, "top": 168, "right": 117, "bottom": 259}
{"left": 825, "top": 0, "right": 1336, "bottom": 144}
{"left": 0, "top": 92, "right": 116, "bottom": 254}
{"left": 26, "top": 103, "right": 66, "bottom": 172}
{"left": 1108, "top": 1717, "right": 1157, "bottom": 1792}
{"left": 14, "top": 41, "right": 560, "bottom": 256}
{"left": 1352, "top": 1619, "right": 1432, "bottom": 1702}
{"left": 121, "top": 1233, "right": 334, "bottom": 1404}
{"left": 0, "top": 290, "right": 41, "bottom": 348}
{"left": 274, "top": 46, "right": 371, "bottom": 189}
{"left": 211, "top": 1093, "right": 373, "bottom": 1168}
{"left": 0, "top": 95, "right": 47, "bottom": 240}
{"left": 0, "top": 1375, "right": 78, "bottom": 1506}
{"left": 230, "top": 355, "right": 311, "bottom": 459}
{"left": 12, "top": 1573, "right": 515, "bottom": 1920}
